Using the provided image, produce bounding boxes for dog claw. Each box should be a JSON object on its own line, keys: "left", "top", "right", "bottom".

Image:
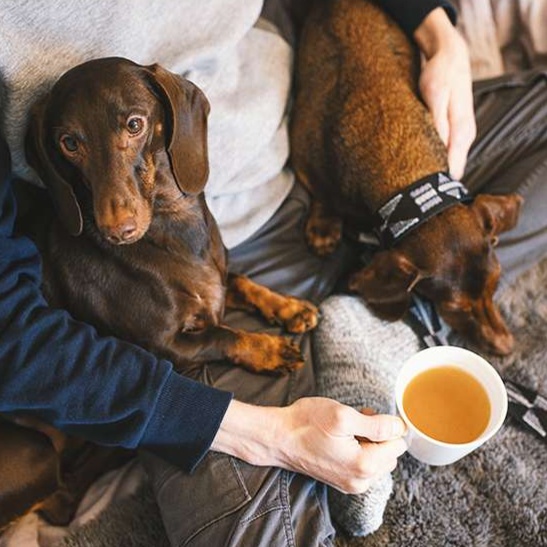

{"left": 278, "top": 339, "right": 305, "bottom": 372}
{"left": 284, "top": 307, "right": 319, "bottom": 333}
{"left": 273, "top": 299, "right": 320, "bottom": 333}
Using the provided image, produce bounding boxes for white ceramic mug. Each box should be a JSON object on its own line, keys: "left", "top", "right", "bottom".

{"left": 395, "top": 346, "right": 508, "bottom": 466}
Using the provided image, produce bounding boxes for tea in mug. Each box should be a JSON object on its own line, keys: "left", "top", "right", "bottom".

{"left": 402, "top": 365, "right": 491, "bottom": 444}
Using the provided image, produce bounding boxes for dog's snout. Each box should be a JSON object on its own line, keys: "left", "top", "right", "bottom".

{"left": 103, "top": 218, "right": 138, "bottom": 244}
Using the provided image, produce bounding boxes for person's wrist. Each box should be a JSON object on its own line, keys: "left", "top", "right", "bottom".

{"left": 210, "top": 399, "right": 284, "bottom": 466}
{"left": 413, "top": 7, "right": 462, "bottom": 60}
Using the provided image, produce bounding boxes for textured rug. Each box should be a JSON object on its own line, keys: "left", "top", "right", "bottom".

{"left": 58, "top": 258, "right": 547, "bottom": 547}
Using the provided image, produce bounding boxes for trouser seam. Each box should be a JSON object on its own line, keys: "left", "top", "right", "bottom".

{"left": 238, "top": 504, "right": 286, "bottom": 524}
{"left": 280, "top": 470, "right": 296, "bottom": 547}
{"left": 313, "top": 483, "right": 330, "bottom": 538}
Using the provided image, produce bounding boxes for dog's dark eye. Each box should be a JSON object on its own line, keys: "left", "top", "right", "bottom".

{"left": 127, "top": 117, "right": 144, "bottom": 135}
{"left": 59, "top": 135, "right": 79, "bottom": 154}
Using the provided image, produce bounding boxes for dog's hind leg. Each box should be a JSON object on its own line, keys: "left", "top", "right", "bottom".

{"left": 0, "top": 419, "right": 59, "bottom": 531}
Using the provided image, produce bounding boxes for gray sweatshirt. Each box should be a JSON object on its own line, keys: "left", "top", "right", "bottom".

{"left": 0, "top": 0, "right": 294, "bottom": 248}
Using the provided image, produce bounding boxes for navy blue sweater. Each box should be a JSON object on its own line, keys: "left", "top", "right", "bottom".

{"left": 0, "top": 139, "right": 232, "bottom": 471}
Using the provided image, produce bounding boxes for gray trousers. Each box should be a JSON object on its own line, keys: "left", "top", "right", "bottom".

{"left": 140, "top": 69, "right": 547, "bottom": 547}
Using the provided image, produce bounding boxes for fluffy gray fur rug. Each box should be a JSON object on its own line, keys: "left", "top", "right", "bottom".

{"left": 60, "top": 258, "right": 547, "bottom": 547}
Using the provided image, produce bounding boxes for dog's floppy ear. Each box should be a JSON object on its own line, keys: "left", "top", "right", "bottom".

{"left": 145, "top": 64, "right": 210, "bottom": 195}
{"left": 24, "top": 98, "right": 83, "bottom": 236}
{"left": 348, "top": 250, "right": 424, "bottom": 320}
{"left": 472, "top": 193, "right": 523, "bottom": 242}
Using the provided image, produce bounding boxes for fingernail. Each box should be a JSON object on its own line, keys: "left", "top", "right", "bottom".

{"left": 392, "top": 418, "right": 407, "bottom": 438}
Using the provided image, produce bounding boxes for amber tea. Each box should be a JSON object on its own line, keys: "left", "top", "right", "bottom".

{"left": 402, "top": 365, "right": 491, "bottom": 444}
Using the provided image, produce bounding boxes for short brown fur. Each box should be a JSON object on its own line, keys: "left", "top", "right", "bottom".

{"left": 290, "top": 0, "right": 522, "bottom": 355}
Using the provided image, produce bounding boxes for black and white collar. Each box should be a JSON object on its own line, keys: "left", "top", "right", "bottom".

{"left": 371, "top": 172, "right": 471, "bottom": 248}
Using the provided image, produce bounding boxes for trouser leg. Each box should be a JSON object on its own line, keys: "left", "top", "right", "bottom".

{"left": 140, "top": 182, "right": 354, "bottom": 547}
{"left": 465, "top": 69, "right": 547, "bottom": 285}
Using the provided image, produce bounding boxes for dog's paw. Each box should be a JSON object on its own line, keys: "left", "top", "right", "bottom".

{"left": 231, "top": 333, "right": 304, "bottom": 374}
{"left": 306, "top": 215, "right": 342, "bottom": 256}
{"left": 273, "top": 298, "right": 319, "bottom": 333}
{"left": 274, "top": 337, "right": 306, "bottom": 373}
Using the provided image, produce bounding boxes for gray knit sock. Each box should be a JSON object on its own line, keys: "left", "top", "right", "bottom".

{"left": 312, "top": 295, "right": 421, "bottom": 536}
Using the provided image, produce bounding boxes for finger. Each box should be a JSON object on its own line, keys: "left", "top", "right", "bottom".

{"left": 447, "top": 98, "right": 476, "bottom": 180}
{"left": 447, "top": 143, "right": 466, "bottom": 181}
{"left": 356, "top": 408, "right": 377, "bottom": 442}
{"left": 421, "top": 82, "right": 450, "bottom": 146}
{"left": 432, "top": 105, "right": 450, "bottom": 147}
{"left": 361, "top": 438, "right": 408, "bottom": 465}
{"left": 352, "top": 439, "right": 407, "bottom": 482}
{"left": 351, "top": 412, "right": 407, "bottom": 442}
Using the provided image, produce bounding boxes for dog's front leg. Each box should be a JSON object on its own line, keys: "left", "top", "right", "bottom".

{"left": 165, "top": 326, "right": 305, "bottom": 374}
{"left": 304, "top": 199, "right": 344, "bottom": 257}
{"left": 225, "top": 274, "right": 319, "bottom": 334}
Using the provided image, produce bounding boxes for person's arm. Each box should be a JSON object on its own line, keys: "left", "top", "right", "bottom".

{"left": 1, "top": 137, "right": 408, "bottom": 492}
{"left": 0, "top": 139, "right": 232, "bottom": 472}
{"left": 378, "top": 1, "right": 476, "bottom": 180}
{"left": 378, "top": 0, "right": 456, "bottom": 37}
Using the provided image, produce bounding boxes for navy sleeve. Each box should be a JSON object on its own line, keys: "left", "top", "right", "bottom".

{"left": 0, "top": 139, "right": 232, "bottom": 472}
{"left": 378, "top": 0, "right": 457, "bottom": 37}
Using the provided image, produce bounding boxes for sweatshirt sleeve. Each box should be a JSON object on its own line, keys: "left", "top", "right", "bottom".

{"left": 378, "top": 0, "right": 457, "bottom": 37}
{"left": 0, "top": 141, "right": 232, "bottom": 472}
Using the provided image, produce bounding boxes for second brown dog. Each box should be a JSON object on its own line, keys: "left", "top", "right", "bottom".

{"left": 290, "top": 0, "right": 522, "bottom": 356}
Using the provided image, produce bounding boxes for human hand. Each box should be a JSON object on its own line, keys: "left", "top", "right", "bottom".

{"left": 275, "top": 397, "right": 407, "bottom": 493}
{"left": 211, "top": 397, "right": 407, "bottom": 494}
{"left": 414, "top": 8, "right": 476, "bottom": 180}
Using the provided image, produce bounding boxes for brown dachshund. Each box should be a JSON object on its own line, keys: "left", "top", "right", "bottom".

{"left": 2, "top": 57, "right": 318, "bottom": 530}
{"left": 290, "top": 0, "right": 522, "bottom": 356}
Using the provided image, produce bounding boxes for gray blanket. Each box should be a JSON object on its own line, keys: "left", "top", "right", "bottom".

{"left": 60, "top": 259, "right": 547, "bottom": 547}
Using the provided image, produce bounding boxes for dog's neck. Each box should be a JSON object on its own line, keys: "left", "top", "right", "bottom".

{"left": 149, "top": 190, "right": 214, "bottom": 257}
{"left": 371, "top": 172, "right": 470, "bottom": 247}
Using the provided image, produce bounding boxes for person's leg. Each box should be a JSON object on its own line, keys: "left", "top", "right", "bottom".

{"left": 140, "top": 182, "right": 355, "bottom": 547}
{"left": 464, "top": 69, "right": 547, "bottom": 285}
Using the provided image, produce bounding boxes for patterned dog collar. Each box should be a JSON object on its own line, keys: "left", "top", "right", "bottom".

{"left": 372, "top": 172, "right": 471, "bottom": 248}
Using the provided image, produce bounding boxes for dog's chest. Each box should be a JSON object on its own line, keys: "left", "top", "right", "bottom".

{"left": 146, "top": 218, "right": 227, "bottom": 330}
{"left": 44, "top": 221, "right": 227, "bottom": 342}
{"left": 167, "top": 258, "right": 227, "bottom": 332}
{"left": 121, "top": 235, "right": 227, "bottom": 333}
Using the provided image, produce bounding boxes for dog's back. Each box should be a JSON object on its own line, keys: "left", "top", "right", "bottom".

{"left": 291, "top": 0, "right": 447, "bottom": 226}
